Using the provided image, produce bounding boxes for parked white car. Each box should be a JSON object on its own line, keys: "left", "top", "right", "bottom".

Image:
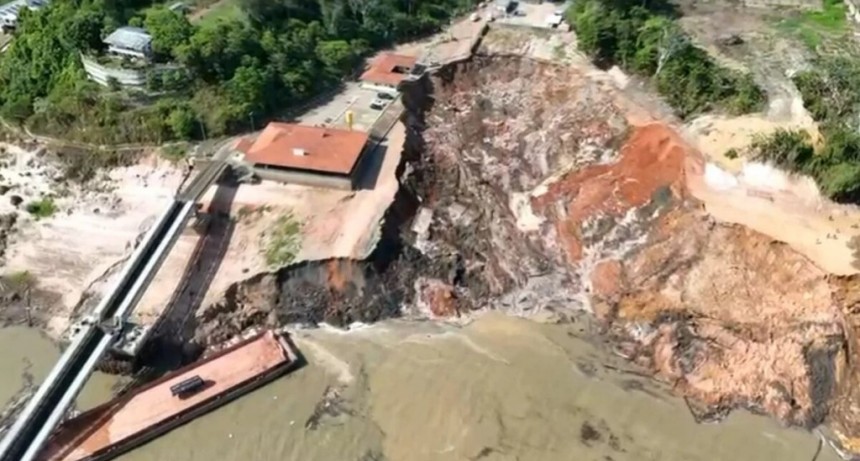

{"left": 546, "top": 11, "right": 564, "bottom": 27}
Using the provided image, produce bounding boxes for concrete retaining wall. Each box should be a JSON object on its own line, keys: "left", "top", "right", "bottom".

{"left": 743, "top": 0, "right": 821, "bottom": 9}
{"left": 81, "top": 55, "right": 147, "bottom": 87}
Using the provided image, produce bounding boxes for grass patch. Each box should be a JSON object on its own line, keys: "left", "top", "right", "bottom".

{"left": 237, "top": 204, "right": 272, "bottom": 220}
{"left": 25, "top": 197, "right": 57, "bottom": 219}
{"left": 194, "top": 0, "right": 246, "bottom": 26}
{"left": 776, "top": 0, "right": 847, "bottom": 50}
{"left": 263, "top": 213, "right": 302, "bottom": 268}
{"left": 804, "top": 0, "right": 847, "bottom": 31}
{"left": 5, "top": 270, "right": 34, "bottom": 289}
{"left": 160, "top": 143, "right": 188, "bottom": 163}
{"left": 55, "top": 148, "right": 136, "bottom": 182}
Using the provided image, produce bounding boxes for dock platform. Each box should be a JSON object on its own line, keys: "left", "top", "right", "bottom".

{"left": 39, "top": 330, "right": 299, "bottom": 461}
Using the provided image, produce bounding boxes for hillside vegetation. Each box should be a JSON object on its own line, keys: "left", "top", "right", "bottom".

{"left": 752, "top": 58, "right": 860, "bottom": 202}
{"left": 566, "top": 0, "right": 765, "bottom": 118}
{"left": 0, "top": 0, "right": 473, "bottom": 144}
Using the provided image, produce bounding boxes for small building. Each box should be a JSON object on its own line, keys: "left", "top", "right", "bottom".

{"left": 104, "top": 26, "right": 153, "bottom": 60}
{"left": 236, "top": 123, "right": 371, "bottom": 190}
{"left": 168, "top": 1, "right": 188, "bottom": 13}
{"left": 0, "top": 0, "right": 49, "bottom": 30}
{"left": 359, "top": 53, "right": 418, "bottom": 93}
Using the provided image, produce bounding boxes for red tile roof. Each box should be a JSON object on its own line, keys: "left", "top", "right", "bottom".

{"left": 239, "top": 123, "right": 369, "bottom": 175}
{"left": 360, "top": 53, "right": 418, "bottom": 86}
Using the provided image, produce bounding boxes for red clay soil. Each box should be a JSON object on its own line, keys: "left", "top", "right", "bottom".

{"left": 526, "top": 121, "right": 846, "bottom": 429}
{"left": 418, "top": 279, "right": 459, "bottom": 317}
{"left": 590, "top": 260, "right": 623, "bottom": 300}
{"left": 531, "top": 123, "right": 689, "bottom": 262}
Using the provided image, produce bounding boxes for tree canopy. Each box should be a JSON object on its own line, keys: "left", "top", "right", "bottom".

{"left": 0, "top": 0, "right": 475, "bottom": 144}
{"left": 566, "top": 0, "right": 765, "bottom": 118}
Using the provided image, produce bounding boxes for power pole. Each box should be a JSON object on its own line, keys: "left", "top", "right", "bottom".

{"left": 198, "top": 118, "right": 207, "bottom": 140}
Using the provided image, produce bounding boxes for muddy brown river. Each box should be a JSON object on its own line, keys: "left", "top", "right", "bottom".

{"left": 0, "top": 314, "right": 840, "bottom": 461}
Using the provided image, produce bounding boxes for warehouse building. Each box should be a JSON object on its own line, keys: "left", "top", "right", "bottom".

{"left": 236, "top": 123, "right": 371, "bottom": 190}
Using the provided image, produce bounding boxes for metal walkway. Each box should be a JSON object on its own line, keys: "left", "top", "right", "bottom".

{"left": 0, "top": 151, "right": 229, "bottom": 461}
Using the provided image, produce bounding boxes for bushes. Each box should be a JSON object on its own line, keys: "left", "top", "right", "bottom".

{"left": 263, "top": 213, "right": 302, "bottom": 268}
{"left": 749, "top": 127, "right": 860, "bottom": 203}
{"left": 25, "top": 197, "right": 57, "bottom": 218}
{"left": 793, "top": 57, "right": 860, "bottom": 127}
{"left": 778, "top": 57, "right": 860, "bottom": 203}
{"left": 567, "top": 0, "right": 765, "bottom": 118}
{"left": 750, "top": 129, "right": 815, "bottom": 170}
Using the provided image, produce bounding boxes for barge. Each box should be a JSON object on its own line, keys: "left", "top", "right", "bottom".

{"left": 38, "top": 330, "right": 300, "bottom": 461}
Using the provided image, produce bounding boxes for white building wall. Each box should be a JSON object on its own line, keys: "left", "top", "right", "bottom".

{"left": 81, "top": 55, "right": 147, "bottom": 86}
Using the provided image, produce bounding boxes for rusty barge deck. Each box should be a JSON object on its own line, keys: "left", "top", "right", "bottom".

{"left": 39, "top": 330, "right": 300, "bottom": 461}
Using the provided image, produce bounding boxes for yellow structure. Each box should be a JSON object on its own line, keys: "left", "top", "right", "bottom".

{"left": 345, "top": 110, "right": 354, "bottom": 131}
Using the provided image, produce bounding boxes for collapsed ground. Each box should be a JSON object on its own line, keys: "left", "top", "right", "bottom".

{"left": 3, "top": 18, "right": 860, "bottom": 457}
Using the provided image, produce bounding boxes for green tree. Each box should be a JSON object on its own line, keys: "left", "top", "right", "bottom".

{"left": 64, "top": 10, "right": 106, "bottom": 52}
{"left": 316, "top": 39, "right": 358, "bottom": 78}
{"left": 144, "top": 7, "right": 193, "bottom": 60}
{"left": 167, "top": 104, "right": 196, "bottom": 139}
{"left": 229, "top": 63, "right": 272, "bottom": 114}
{"left": 0, "top": 0, "right": 476, "bottom": 145}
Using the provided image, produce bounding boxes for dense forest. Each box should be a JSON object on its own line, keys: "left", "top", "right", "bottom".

{"left": 0, "top": 0, "right": 474, "bottom": 144}
{"left": 565, "top": 0, "right": 765, "bottom": 117}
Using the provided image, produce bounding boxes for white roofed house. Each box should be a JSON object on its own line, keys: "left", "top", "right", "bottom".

{"left": 82, "top": 25, "right": 163, "bottom": 87}
{"left": 104, "top": 26, "right": 153, "bottom": 60}
{"left": 0, "top": 0, "right": 50, "bottom": 30}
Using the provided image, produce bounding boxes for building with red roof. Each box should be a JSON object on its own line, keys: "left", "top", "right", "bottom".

{"left": 359, "top": 53, "right": 418, "bottom": 91}
{"left": 236, "top": 122, "right": 370, "bottom": 190}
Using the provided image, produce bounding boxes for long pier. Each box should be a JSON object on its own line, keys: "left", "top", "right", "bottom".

{"left": 0, "top": 150, "right": 229, "bottom": 461}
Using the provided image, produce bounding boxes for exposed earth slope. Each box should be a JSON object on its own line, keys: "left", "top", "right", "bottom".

{"left": 191, "top": 40, "right": 860, "bottom": 452}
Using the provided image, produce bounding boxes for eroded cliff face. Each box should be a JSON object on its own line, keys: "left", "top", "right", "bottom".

{"left": 417, "top": 56, "right": 850, "bottom": 429}
{"left": 194, "top": 54, "right": 860, "bottom": 442}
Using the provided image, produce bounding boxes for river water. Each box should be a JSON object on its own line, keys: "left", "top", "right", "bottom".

{"left": 0, "top": 314, "right": 840, "bottom": 461}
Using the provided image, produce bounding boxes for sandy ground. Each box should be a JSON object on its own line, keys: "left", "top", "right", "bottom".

{"left": 0, "top": 146, "right": 184, "bottom": 337}
{"left": 686, "top": 156, "right": 860, "bottom": 276}
{"left": 681, "top": 100, "right": 858, "bottom": 276}
{"left": 683, "top": 113, "right": 819, "bottom": 173}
